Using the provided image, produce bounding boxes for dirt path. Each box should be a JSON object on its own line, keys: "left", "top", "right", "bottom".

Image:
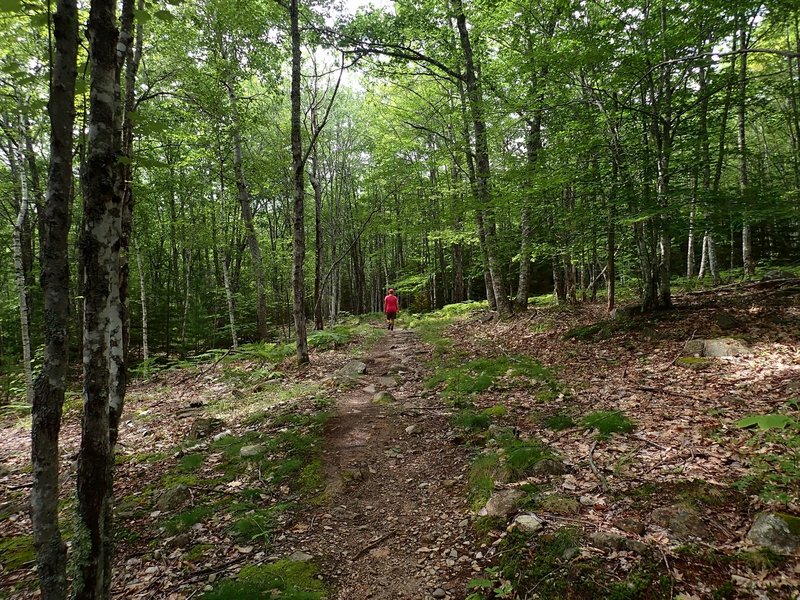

{"left": 276, "top": 328, "right": 478, "bottom": 600}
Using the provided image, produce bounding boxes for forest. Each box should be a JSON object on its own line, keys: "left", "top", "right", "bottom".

{"left": 1, "top": 0, "right": 799, "bottom": 598}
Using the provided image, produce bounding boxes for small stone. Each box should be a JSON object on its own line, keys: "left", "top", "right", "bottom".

{"left": 288, "top": 550, "right": 313, "bottom": 562}
{"left": 406, "top": 424, "right": 422, "bottom": 435}
{"left": 513, "top": 514, "right": 544, "bottom": 534}
{"left": 155, "top": 484, "right": 190, "bottom": 511}
{"left": 481, "top": 489, "right": 525, "bottom": 518}
{"left": 239, "top": 444, "right": 266, "bottom": 457}
{"left": 167, "top": 533, "right": 191, "bottom": 549}
{"left": 614, "top": 518, "right": 646, "bottom": 536}
{"left": 433, "top": 588, "right": 446, "bottom": 598}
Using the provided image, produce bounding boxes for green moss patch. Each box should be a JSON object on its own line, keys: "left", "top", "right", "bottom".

{"left": 581, "top": 410, "right": 635, "bottom": 439}
{"left": 676, "top": 356, "right": 712, "bottom": 371}
{"left": 540, "top": 411, "right": 575, "bottom": 431}
{"left": 164, "top": 505, "right": 216, "bottom": 535}
{"left": 468, "top": 452, "right": 505, "bottom": 510}
{"left": 201, "top": 560, "right": 326, "bottom": 600}
{"left": 0, "top": 535, "right": 35, "bottom": 571}
{"left": 452, "top": 409, "right": 491, "bottom": 432}
{"left": 426, "top": 355, "right": 553, "bottom": 398}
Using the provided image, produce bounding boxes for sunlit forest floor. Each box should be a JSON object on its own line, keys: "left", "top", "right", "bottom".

{"left": 2, "top": 278, "right": 800, "bottom": 599}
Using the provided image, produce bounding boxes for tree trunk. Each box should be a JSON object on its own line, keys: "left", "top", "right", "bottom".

{"left": 134, "top": 239, "right": 149, "bottom": 361}
{"left": 223, "top": 46, "right": 269, "bottom": 340}
{"left": 30, "top": 3, "right": 77, "bottom": 598}
{"left": 310, "top": 122, "right": 324, "bottom": 330}
{"left": 12, "top": 134, "right": 34, "bottom": 406}
{"left": 738, "top": 21, "right": 754, "bottom": 278}
{"left": 290, "top": 0, "right": 309, "bottom": 364}
{"left": 221, "top": 253, "right": 238, "bottom": 350}
{"left": 454, "top": 0, "right": 511, "bottom": 315}
{"left": 75, "top": 0, "right": 120, "bottom": 597}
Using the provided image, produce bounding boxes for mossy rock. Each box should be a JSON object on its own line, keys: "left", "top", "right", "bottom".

{"left": 675, "top": 356, "right": 712, "bottom": 371}
{"left": 538, "top": 494, "right": 580, "bottom": 516}
{"left": 372, "top": 391, "right": 396, "bottom": 405}
{"left": 483, "top": 404, "right": 507, "bottom": 418}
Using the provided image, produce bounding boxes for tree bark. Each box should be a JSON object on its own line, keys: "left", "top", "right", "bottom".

{"left": 12, "top": 134, "right": 34, "bottom": 406}
{"left": 75, "top": 1, "right": 120, "bottom": 597}
{"left": 134, "top": 239, "right": 149, "bottom": 361}
{"left": 30, "top": 2, "right": 78, "bottom": 598}
{"left": 290, "top": 0, "right": 309, "bottom": 364}
{"left": 453, "top": 0, "right": 511, "bottom": 315}
{"left": 738, "top": 20, "right": 754, "bottom": 278}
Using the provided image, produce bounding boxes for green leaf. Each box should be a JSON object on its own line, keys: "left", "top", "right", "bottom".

{"left": 467, "top": 579, "right": 493, "bottom": 590}
{"left": 133, "top": 9, "right": 151, "bottom": 23}
{"left": 0, "top": 0, "right": 22, "bottom": 12}
{"left": 735, "top": 414, "right": 796, "bottom": 430}
{"left": 30, "top": 12, "right": 49, "bottom": 27}
{"left": 154, "top": 9, "right": 175, "bottom": 22}
{"left": 74, "top": 79, "right": 88, "bottom": 95}
{"left": 116, "top": 156, "right": 132, "bottom": 166}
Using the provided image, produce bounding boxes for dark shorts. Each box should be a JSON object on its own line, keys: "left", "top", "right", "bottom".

{"left": 385, "top": 311, "right": 397, "bottom": 320}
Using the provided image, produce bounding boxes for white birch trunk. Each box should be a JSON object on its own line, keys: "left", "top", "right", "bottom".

{"left": 698, "top": 233, "right": 709, "bottom": 278}
{"left": 12, "top": 142, "right": 33, "bottom": 405}
{"left": 221, "top": 254, "right": 238, "bottom": 350}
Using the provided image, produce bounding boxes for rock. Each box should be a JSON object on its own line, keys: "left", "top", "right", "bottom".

{"left": 334, "top": 360, "right": 367, "bottom": 380}
{"left": 239, "top": 444, "right": 266, "bottom": 458}
{"left": 481, "top": 489, "right": 525, "bottom": 518}
{"left": 372, "top": 391, "right": 396, "bottom": 404}
{"left": 155, "top": 484, "right": 191, "bottom": 511}
{"left": 288, "top": 550, "right": 314, "bottom": 562}
{"left": 610, "top": 305, "right": 642, "bottom": 320}
{"left": 590, "top": 532, "right": 648, "bottom": 555}
{"left": 539, "top": 494, "right": 580, "bottom": 516}
{"left": 189, "top": 417, "right": 223, "bottom": 440}
{"left": 167, "top": 533, "right": 192, "bottom": 549}
{"left": 713, "top": 312, "right": 741, "bottom": 331}
{"left": 683, "top": 338, "right": 750, "bottom": 358}
{"left": 377, "top": 376, "right": 398, "bottom": 388}
{"left": 650, "top": 505, "right": 708, "bottom": 539}
{"left": 746, "top": 513, "right": 800, "bottom": 555}
{"left": 702, "top": 338, "right": 750, "bottom": 357}
{"left": 531, "top": 459, "right": 567, "bottom": 476}
{"left": 405, "top": 424, "right": 422, "bottom": 435}
{"left": 614, "top": 518, "right": 646, "bottom": 536}
{"left": 432, "top": 588, "right": 446, "bottom": 598}
{"left": 513, "top": 514, "right": 544, "bottom": 534}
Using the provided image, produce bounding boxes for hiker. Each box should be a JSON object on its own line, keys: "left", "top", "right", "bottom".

{"left": 384, "top": 288, "right": 399, "bottom": 330}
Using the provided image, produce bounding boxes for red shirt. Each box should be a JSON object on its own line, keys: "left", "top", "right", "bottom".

{"left": 384, "top": 294, "right": 399, "bottom": 313}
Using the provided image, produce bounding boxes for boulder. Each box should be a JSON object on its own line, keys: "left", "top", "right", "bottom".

{"left": 531, "top": 459, "right": 567, "bottom": 476}
{"left": 155, "top": 484, "right": 191, "bottom": 512}
{"left": 746, "top": 513, "right": 800, "bottom": 555}
{"left": 650, "top": 504, "right": 708, "bottom": 539}
{"left": 480, "top": 489, "right": 525, "bottom": 518}
{"left": 682, "top": 338, "right": 750, "bottom": 358}
{"left": 334, "top": 360, "right": 367, "bottom": 381}
{"left": 372, "top": 391, "right": 396, "bottom": 404}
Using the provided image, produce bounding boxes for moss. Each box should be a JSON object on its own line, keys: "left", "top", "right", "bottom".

{"left": 160, "top": 472, "right": 200, "bottom": 488}
{"left": 0, "top": 535, "right": 35, "bottom": 571}
{"left": 504, "top": 440, "right": 549, "bottom": 479}
{"left": 540, "top": 412, "right": 575, "bottom": 431}
{"left": 201, "top": 559, "right": 326, "bottom": 599}
{"left": 538, "top": 494, "right": 581, "bottom": 516}
{"left": 453, "top": 409, "right": 491, "bottom": 432}
{"left": 231, "top": 512, "right": 277, "bottom": 543}
{"left": 582, "top": 410, "right": 635, "bottom": 438}
{"left": 468, "top": 452, "right": 505, "bottom": 510}
{"left": 179, "top": 453, "right": 205, "bottom": 472}
{"left": 186, "top": 543, "right": 214, "bottom": 562}
{"left": 164, "top": 505, "right": 215, "bottom": 535}
{"left": 777, "top": 512, "right": 800, "bottom": 535}
{"left": 483, "top": 404, "right": 507, "bottom": 418}
{"left": 736, "top": 548, "right": 786, "bottom": 570}
{"left": 426, "top": 355, "right": 552, "bottom": 397}
{"left": 298, "top": 459, "right": 325, "bottom": 494}
{"left": 675, "top": 356, "right": 712, "bottom": 371}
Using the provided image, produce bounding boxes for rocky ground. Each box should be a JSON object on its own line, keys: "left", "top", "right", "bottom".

{"left": 1, "top": 280, "right": 800, "bottom": 599}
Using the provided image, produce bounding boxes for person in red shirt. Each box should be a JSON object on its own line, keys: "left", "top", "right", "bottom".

{"left": 384, "top": 288, "right": 399, "bottom": 330}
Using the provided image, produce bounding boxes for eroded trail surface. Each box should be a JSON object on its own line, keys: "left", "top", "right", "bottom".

{"left": 276, "top": 329, "right": 477, "bottom": 599}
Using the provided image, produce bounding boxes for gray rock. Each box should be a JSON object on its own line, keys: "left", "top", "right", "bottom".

{"left": 432, "top": 588, "right": 446, "bottom": 599}
{"left": 651, "top": 505, "right": 708, "bottom": 539}
{"left": 684, "top": 338, "right": 750, "bottom": 358}
{"left": 590, "top": 532, "right": 648, "bottom": 554}
{"left": 168, "top": 533, "right": 192, "bottom": 549}
{"left": 377, "top": 376, "right": 398, "bottom": 388}
{"left": 155, "top": 484, "right": 191, "bottom": 511}
{"left": 481, "top": 489, "right": 525, "bottom": 518}
{"left": 614, "top": 518, "right": 646, "bottom": 536}
{"left": 240, "top": 444, "right": 266, "bottom": 458}
{"left": 746, "top": 513, "right": 800, "bottom": 555}
{"left": 335, "top": 360, "right": 367, "bottom": 379}
{"left": 513, "top": 514, "right": 544, "bottom": 534}
{"left": 189, "top": 417, "right": 222, "bottom": 440}
{"left": 373, "top": 391, "right": 396, "bottom": 404}
{"left": 405, "top": 424, "right": 422, "bottom": 435}
{"left": 531, "top": 459, "right": 567, "bottom": 476}
{"left": 288, "top": 550, "right": 314, "bottom": 562}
